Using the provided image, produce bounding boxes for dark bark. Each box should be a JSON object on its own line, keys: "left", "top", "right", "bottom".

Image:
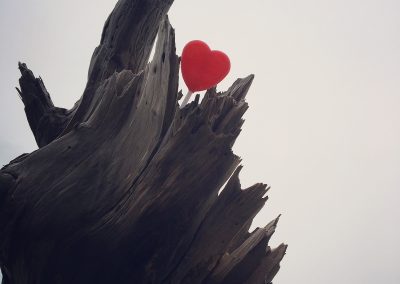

{"left": 16, "top": 63, "right": 74, "bottom": 147}
{"left": 0, "top": 0, "right": 286, "bottom": 283}
{"left": 18, "top": 0, "right": 175, "bottom": 147}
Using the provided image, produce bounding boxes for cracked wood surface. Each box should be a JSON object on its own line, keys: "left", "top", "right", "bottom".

{"left": 0, "top": 0, "right": 286, "bottom": 283}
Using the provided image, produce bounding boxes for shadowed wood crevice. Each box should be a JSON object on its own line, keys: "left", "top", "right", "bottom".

{"left": 0, "top": 0, "right": 286, "bottom": 283}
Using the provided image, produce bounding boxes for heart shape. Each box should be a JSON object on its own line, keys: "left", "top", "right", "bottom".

{"left": 181, "top": 40, "right": 231, "bottom": 92}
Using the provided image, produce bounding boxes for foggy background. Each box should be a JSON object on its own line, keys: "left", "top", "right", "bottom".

{"left": 1, "top": 0, "right": 399, "bottom": 283}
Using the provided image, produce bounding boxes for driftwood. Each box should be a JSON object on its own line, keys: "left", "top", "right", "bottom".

{"left": 0, "top": 0, "right": 287, "bottom": 283}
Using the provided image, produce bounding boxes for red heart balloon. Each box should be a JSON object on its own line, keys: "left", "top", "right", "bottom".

{"left": 181, "top": 40, "right": 231, "bottom": 92}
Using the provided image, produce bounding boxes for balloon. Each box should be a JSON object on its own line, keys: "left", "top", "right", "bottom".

{"left": 181, "top": 40, "right": 231, "bottom": 92}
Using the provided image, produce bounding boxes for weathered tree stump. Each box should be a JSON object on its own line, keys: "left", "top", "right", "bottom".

{"left": 0, "top": 0, "right": 287, "bottom": 283}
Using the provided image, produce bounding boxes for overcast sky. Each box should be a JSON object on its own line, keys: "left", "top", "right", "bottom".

{"left": 1, "top": 0, "right": 400, "bottom": 283}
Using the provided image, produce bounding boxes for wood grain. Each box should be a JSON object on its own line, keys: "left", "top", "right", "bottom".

{"left": 0, "top": 0, "right": 286, "bottom": 283}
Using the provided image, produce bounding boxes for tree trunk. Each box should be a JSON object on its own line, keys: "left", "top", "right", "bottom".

{"left": 0, "top": 0, "right": 286, "bottom": 283}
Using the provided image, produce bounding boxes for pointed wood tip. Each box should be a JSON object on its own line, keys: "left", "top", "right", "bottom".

{"left": 226, "top": 74, "right": 255, "bottom": 101}
{"left": 18, "top": 62, "right": 33, "bottom": 78}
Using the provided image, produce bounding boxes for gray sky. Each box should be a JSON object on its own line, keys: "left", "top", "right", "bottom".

{"left": 1, "top": 0, "right": 400, "bottom": 283}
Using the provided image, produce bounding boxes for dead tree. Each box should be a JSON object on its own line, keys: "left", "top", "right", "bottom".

{"left": 0, "top": 0, "right": 287, "bottom": 283}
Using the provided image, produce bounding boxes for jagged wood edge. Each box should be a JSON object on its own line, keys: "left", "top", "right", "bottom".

{"left": 0, "top": 1, "right": 287, "bottom": 283}
{"left": 15, "top": 0, "right": 175, "bottom": 148}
